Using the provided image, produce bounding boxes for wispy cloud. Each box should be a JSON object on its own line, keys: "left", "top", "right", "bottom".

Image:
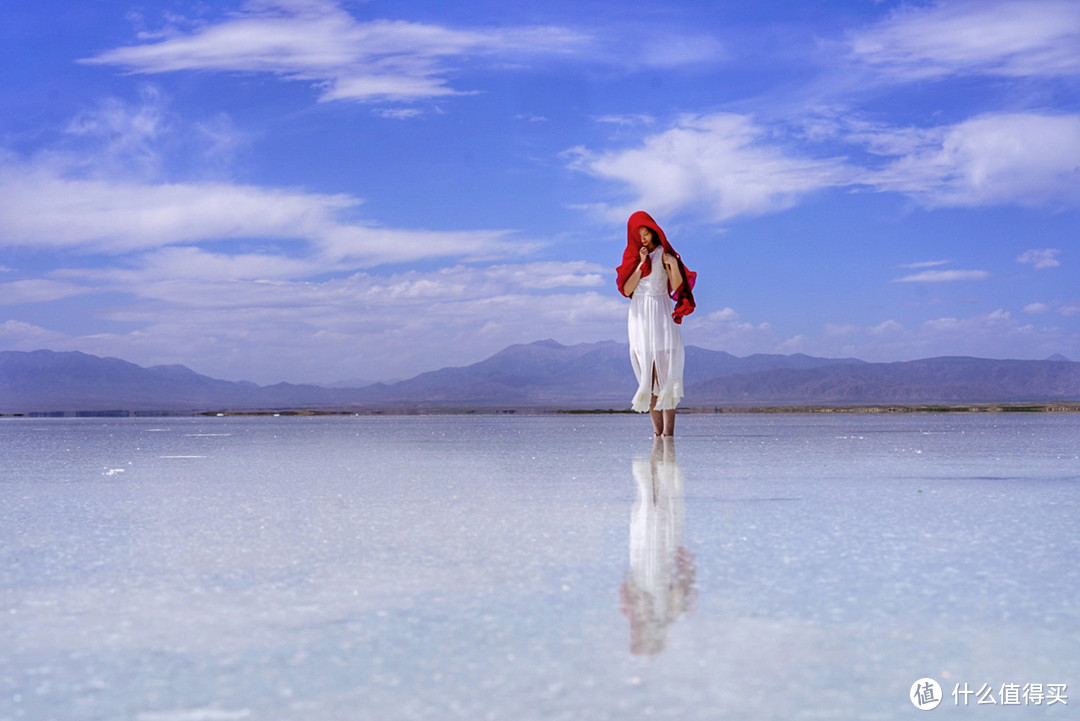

{"left": 81, "top": 0, "right": 591, "bottom": 103}
{"left": 848, "top": 0, "right": 1080, "bottom": 80}
{"left": 899, "top": 260, "right": 950, "bottom": 269}
{"left": 63, "top": 86, "right": 173, "bottom": 178}
{"left": 1023, "top": 300, "right": 1080, "bottom": 317}
{"left": 373, "top": 107, "right": 423, "bottom": 120}
{"left": 1017, "top": 248, "right": 1061, "bottom": 269}
{"left": 0, "top": 279, "right": 91, "bottom": 305}
{"left": 635, "top": 32, "right": 724, "bottom": 68}
{"left": 0, "top": 156, "right": 521, "bottom": 266}
{"left": 41, "top": 85, "right": 248, "bottom": 183}
{"left": 894, "top": 269, "right": 989, "bottom": 283}
{"left": 594, "top": 114, "right": 656, "bottom": 128}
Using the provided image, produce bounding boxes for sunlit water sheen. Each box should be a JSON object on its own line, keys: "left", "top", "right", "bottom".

{"left": 2, "top": 413, "right": 1078, "bottom": 720}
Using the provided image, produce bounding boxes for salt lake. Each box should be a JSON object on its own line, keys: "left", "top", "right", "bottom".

{"left": 2, "top": 413, "right": 1078, "bottom": 720}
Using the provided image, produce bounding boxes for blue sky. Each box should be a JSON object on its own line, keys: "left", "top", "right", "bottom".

{"left": 1, "top": 0, "right": 1078, "bottom": 384}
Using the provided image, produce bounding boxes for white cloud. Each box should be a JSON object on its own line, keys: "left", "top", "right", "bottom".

{"left": 1017, "top": 248, "right": 1061, "bottom": 269}
{"left": 1024, "top": 303, "right": 1051, "bottom": 314}
{"left": 849, "top": 0, "right": 1080, "bottom": 80}
{"left": 569, "top": 113, "right": 852, "bottom": 222}
{"left": 0, "top": 160, "right": 345, "bottom": 252}
{"left": 81, "top": 0, "right": 590, "bottom": 103}
{"left": 859, "top": 113, "right": 1080, "bottom": 209}
{"left": 871, "top": 320, "right": 903, "bottom": 336}
{"left": 893, "top": 269, "right": 989, "bottom": 283}
{"left": 0, "top": 157, "right": 519, "bottom": 266}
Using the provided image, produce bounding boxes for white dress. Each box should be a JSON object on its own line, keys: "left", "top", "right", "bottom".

{"left": 628, "top": 247, "right": 685, "bottom": 412}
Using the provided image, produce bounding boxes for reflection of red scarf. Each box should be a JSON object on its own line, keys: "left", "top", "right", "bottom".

{"left": 616, "top": 211, "right": 697, "bottom": 323}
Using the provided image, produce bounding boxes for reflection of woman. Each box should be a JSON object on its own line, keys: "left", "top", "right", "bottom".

{"left": 620, "top": 437, "right": 696, "bottom": 656}
{"left": 617, "top": 211, "right": 696, "bottom": 437}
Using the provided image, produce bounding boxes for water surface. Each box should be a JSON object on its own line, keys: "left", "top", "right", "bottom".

{"left": 2, "top": 413, "right": 1078, "bottom": 719}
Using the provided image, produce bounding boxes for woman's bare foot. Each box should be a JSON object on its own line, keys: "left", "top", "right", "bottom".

{"left": 661, "top": 408, "right": 676, "bottom": 437}
{"left": 649, "top": 397, "right": 663, "bottom": 436}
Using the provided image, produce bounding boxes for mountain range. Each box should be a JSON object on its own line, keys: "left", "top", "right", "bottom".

{"left": 2, "top": 341, "right": 1079, "bottom": 414}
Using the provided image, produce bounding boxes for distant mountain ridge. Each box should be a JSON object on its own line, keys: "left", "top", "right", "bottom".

{"left": 0, "top": 350, "right": 349, "bottom": 413}
{"left": 1, "top": 342, "right": 1078, "bottom": 413}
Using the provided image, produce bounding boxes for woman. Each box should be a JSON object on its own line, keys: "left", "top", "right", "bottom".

{"left": 617, "top": 211, "right": 696, "bottom": 436}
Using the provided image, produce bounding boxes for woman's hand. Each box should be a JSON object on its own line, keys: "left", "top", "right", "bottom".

{"left": 662, "top": 253, "right": 678, "bottom": 270}
{"left": 639, "top": 245, "right": 650, "bottom": 265}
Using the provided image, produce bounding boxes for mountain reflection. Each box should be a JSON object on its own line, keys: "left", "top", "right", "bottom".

{"left": 620, "top": 436, "right": 697, "bottom": 656}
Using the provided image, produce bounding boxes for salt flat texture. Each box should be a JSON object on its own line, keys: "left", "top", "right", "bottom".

{"left": 1, "top": 414, "right": 1078, "bottom": 720}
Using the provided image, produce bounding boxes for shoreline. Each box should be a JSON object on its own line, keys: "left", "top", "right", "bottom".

{"left": 5, "top": 402, "right": 1080, "bottom": 418}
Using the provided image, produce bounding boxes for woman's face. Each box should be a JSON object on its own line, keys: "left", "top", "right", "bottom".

{"left": 638, "top": 226, "right": 656, "bottom": 249}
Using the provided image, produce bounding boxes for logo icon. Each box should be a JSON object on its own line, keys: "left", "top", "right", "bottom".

{"left": 911, "top": 678, "right": 943, "bottom": 710}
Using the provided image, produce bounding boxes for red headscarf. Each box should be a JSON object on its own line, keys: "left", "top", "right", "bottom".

{"left": 616, "top": 210, "right": 697, "bottom": 323}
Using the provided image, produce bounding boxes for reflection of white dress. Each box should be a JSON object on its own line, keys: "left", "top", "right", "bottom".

{"left": 628, "top": 456, "right": 685, "bottom": 616}
{"left": 621, "top": 439, "right": 694, "bottom": 656}
{"left": 628, "top": 247, "right": 685, "bottom": 412}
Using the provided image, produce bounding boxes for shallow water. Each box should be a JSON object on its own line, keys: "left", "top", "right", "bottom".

{"left": 1, "top": 413, "right": 1078, "bottom": 720}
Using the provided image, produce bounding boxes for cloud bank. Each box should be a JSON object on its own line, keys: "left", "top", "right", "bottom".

{"left": 571, "top": 111, "right": 1080, "bottom": 221}
{"left": 2, "top": 261, "right": 622, "bottom": 384}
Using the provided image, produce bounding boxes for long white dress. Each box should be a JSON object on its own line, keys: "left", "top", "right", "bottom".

{"left": 628, "top": 247, "right": 685, "bottom": 412}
